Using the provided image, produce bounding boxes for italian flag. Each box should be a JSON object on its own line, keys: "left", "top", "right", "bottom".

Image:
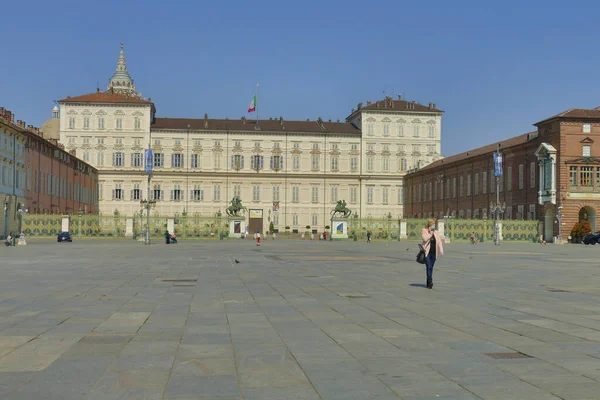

{"left": 248, "top": 95, "right": 256, "bottom": 113}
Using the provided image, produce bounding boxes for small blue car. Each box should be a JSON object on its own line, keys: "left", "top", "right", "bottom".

{"left": 57, "top": 232, "right": 72, "bottom": 243}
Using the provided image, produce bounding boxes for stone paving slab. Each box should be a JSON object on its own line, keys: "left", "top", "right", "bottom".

{"left": 1, "top": 239, "right": 600, "bottom": 398}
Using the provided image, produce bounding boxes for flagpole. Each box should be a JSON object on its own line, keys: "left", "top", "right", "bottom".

{"left": 256, "top": 83, "right": 259, "bottom": 128}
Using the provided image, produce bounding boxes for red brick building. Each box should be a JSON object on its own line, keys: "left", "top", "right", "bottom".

{"left": 404, "top": 106, "right": 600, "bottom": 242}
{"left": 0, "top": 107, "right": 98, "bottom": 238}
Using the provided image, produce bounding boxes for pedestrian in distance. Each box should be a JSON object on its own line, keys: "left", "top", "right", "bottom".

{"left": 366, "top": 230, "right": 372, "bottom": 243}
{"left": 256, "top": 230, "right": 261, "bottom": 246}
{"left": 421, "top": 219, "right": 444, "bottom": 289}
{"left": 470, "top": 231, "right": 477, "bottom": 245}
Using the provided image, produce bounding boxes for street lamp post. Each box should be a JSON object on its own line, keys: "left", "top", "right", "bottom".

{"left": 16, "top": 207, "right": 28, "bottom": 237}
{"left": 386, "top": 212, "right": 392, "bottom": 241}
{"left": 556, "top": 205, "right": 564, "bottom": 243}
{"left": 490, "top": 147, "right": 506, "bottom": 245}
{"left": 140, "top": 198, "right": 156, "bottom": 245}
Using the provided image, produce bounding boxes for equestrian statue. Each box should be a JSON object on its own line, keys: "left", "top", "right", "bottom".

{"left": 331, "top": 200, "right": 352, "bottom": 218}
{"left": 226, "top": 196, "right": 247, "bottom": 217}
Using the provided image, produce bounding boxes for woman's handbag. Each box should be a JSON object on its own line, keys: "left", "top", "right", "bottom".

{"left": 416, "top": 244, "right": 426, "bottom": 264}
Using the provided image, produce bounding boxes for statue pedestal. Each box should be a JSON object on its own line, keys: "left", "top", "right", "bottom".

{"left": 331, "top": 218, "right": 349, "bottom": 239}
{"left": 229, "top": 217, "right": 246, "bottom": 238}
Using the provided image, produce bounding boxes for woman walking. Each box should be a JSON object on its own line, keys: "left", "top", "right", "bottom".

{"left": 421, "top": 219, "right": 444, "bottom": 289}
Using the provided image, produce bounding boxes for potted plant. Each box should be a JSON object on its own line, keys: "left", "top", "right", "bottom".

{"left": 571, "top": 221, "right": 592, "bottom": 243}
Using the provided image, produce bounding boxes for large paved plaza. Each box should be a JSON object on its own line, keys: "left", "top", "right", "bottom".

{"left": 0, "top": 239, "right": 599, "bottom": 399}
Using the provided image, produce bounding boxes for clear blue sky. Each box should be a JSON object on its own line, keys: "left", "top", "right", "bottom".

{"left": 2, "top": 0, "right": 599, "bottom": 156}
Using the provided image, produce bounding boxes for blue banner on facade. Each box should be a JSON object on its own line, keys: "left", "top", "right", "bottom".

{"left": 145, "top": 149, "right": 153, "bottom": 174}
{"left": 493, "top": 153, "right": 503, "bottom": 177}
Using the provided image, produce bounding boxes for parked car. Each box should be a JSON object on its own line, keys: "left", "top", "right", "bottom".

{"left": 582, "top": 232, "right": 600, "bottom": 245}
{"left": 57, "top": 232, "right": 72, "bottom": 243}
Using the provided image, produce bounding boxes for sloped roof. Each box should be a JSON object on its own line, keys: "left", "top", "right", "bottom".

{"left": 58, "top": 91, "right": 154, "bottom": 105}
{"left": 152, "top": 117, "right": 361, "bottom": 135}
{"left": 415, "top": 132, "right": 537, "bottom": 173}
{"left": 535, "top": 107, "right": 600, "bottom": 125}
{"left": 347, "top": 98, "right": 443, "bottom": 120}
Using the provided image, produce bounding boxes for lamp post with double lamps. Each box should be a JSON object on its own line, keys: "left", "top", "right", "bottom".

{"left": 490, "top": 147, "right": 506, "bottom": 245}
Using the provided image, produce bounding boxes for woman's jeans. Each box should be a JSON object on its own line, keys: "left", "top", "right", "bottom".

{"left": 425, "top": 252, "right": 436, "bottom": 284}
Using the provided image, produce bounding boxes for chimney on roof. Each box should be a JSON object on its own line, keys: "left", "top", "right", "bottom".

{"left": 433, "top": 103, "right": 436, "bottom": 109}
{"left": 279, "top": 116, "right": 284, "bottom": 125}
{"left": 96, "top": 87, "right": 100, "bottom": 93}
{"left": 328, "top": 119, "right": 331, "bottom": 122}
{"left": 429, "top": 102, "right": 432, "bottom": 109}
{"left": 357, "top": 102, "right": 362, "bottom": 110}
{"left": 17, "top": 120, "right": 25, "bottom": 128}
{"left": 398, "top": 94, "right": 402, "bottom": 100}
{"left": 269, "top": 117, "right": 272, "bottom": 120}
{"left": 351, "top": 109, "right": 355, "bottom": 113}
{"left": 27, "top": 124, "right": 34, "bottom": 130}
{"left": 8, "top": 112, "right": 14, "bottom": 123}
{"left": 367, "top": 100, "right": 371, "bottom": 106}
{"left": 204, "top": 113, "right": 208, "bottom": 129}
{"left": 241, "top": 116, "right": 246, "bottom": 124}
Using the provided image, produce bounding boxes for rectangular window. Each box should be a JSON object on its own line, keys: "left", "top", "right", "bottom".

{"left": 413, "top": 125, "right": 419, "bottom": 137}
{"left": 382, "top": 187, "right": 389, "bottom": 204}
{"left": 467, "top": 175, "right": 471, "bottom": 196}
{"left": 474, "top": 173, "right": 479, "bottom": 195}
{"left": 583, "top": 123, "right": 591, "bottom": 133}
{"left": 311, "top": 155, "right": 319, "bottom": 170}
{"left": 292, "top": 214, "right": 299, "bottom": 226}
{"left": 171, "top": 184, "right": 183, "bottom": 201}
{"left": 113, "top": 184, "right": 123, "bottom": 200}
{"left": 252, "top": 185, "right": 260, "bottom": 201}
{"left": 453, "top": 177, "right": 457, "bottom": 198}
{"left": 367, "top": 156, "right": 374, "bottom": 172}
{"left": 350, "top": 157, "right": 358, "bottom": 172}
{"left": 292, "top": 185, "right": 299, "bottom": 203}
{"left": 213, "top": 153, "right": 221, "bottom": 169}
{"left": 97, "top": 151, "right": 104, "bottom": 166}
{"left": 172, "top": 153, "right": 183, "bottom": 168}
{"left": 293, "top": 142, "right": 301, "bottom": 149}
{"left": 270, "top": 155, "right": 283, "bottom": 170}
{"left": 350, "top": 186, "right": 357, "bottom": 203}
{"left": 112, "top": 152, "right": 124, "bottom": 167}
{"left": 293, "top": 155, "right": 300, "bottom": 170}
{"left": 482, "top": 170, "right": 487, "bottom": 194}
{"left": 330, "top": 185, "right": 338, "bottom": 202}
{"left": 312, "top": 214, "right": 318, "bottom": 226}
{"left": 191, "top": 154, "right": 200, "bottom": 169}
{"left": 193, "top": 185, "right": 204, "bottom": 201}
{"left": 83, "top": 117, "right": 89, "bottom": 129}
{"left": 398, "top": 124, "right": 404, "bottom": 137}
{"left": 272, "top": 185, "right": 280, "bottom": 202}
{"left": 331, "top": 156, "right": 339, "bottom": 171}
{"left": 459, "top": 176, "right": 464, "bottom": 197}
{"left": 132, "top": 183, "right": 141, "bottom": 200}
{"left": 250, "top": 155, "right": 264, "bottom": 170}
{"left": 97, "top": 137, "right": 104, "bottom": 145}
{"left": 213, "top": 184, "right": 221, "bottom": 201}
{"left": 134, "top": 117, "right": 141, "bottom": 130}
{"left": 233, "top": 184, "right": 241, "bottom": 198}
{"left": 383, "top": 124, "right": 389, "bottom": 136}
{"left": 367, "top": 186, "right": 374, "bottom": 203}
{"left": 507, "top": 166, "right": 512, "bottom": 191}
{"left": 530, "top": 162, "right": 536, "bottom": 188}
{"left": 367, "top": 124, "right": 373, "bottom": 135}
{"left": 397, "top": 186, "right": 404, "bottom": 204}
{"left": 153, "top": 152, "right": 164, "bottom": 167}
{"left": 490, "top": 171, "right": 495, "bottom": 193}
{"left": 68, "top": 117, "right": 75, "bottom": 129}
{"left": 131, "top": 152, "right": 142, "bottom": 167}
{"left": 83, "top": 151, "right": 89, "bottom": 162}
{"left": 153, "top": 184, "right": 162, "bottom": 201}
{"left": 428, "top": 125, "right": 435, "bottom": 138}
{"left": 311, "top": 186, "right": 319, "bottom": 203}
{"left": 518, "top": 164, "right": 524, "bottom": 189}
{"left": 154, "top": 139, "right": 161, "bottom": 146}
{"left": 116, "top": 118, "right": 122, "bottom": 130}
{"left": 583, "top": 145, "right": 591, "bottom": 157}
{"left": 581, "top": 166, "right": 593, "bottom": 187}
{"left": 98, "top": 117, "right": 104, "bottom": 129}
{"left": 382, "top": 157, "right": 390, "bottom": 172}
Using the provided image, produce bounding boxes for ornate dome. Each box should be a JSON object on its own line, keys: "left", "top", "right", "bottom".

{"left": 40, "top": 104, "right": 60, "bottom": 140}
{"left": 107, "top": 43, "right": 139, "bottom": 97}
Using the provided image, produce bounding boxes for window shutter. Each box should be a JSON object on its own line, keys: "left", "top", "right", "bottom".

{"left": 170, "top": 190, "right": 174, "bottom": 201}
{"left": 279, "top": 157, "right": 283, "bottom": 169}
{"left": 260, "top": 156, "right": 264, "bottom": 169}
{"left": 270, "top": 156, "right": 274, "bottom": 169}
{"left": 250, "top": 156, "right": 255, "bottom": 169}
{"left": 112, "top": 189, "right": 115, "bottom": 199}
{"left": 241, "top": 156, "right": 244, "bottom": 169}
{"left": 231, "top": 155, "right": 234, "bottom": 169}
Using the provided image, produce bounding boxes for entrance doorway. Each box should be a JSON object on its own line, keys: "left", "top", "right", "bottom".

{"left": 579, "top": 206, "right": 596, "bottom": 232}
{"left": 544, "top": 209, "right": 553, "bottom": 242}
{"left": 248, "top": 209, "right": 264, "bottom": 235}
